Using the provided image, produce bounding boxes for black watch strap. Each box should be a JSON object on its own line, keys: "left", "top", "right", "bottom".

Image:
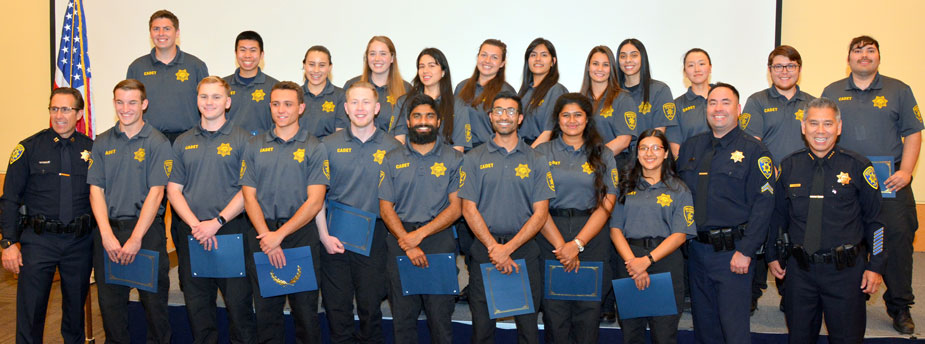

{"left": 1, "top": 239, "right": 16, "bottom": 249}
{"left": 216, "top": 215, "right": 228, "bottom": 226}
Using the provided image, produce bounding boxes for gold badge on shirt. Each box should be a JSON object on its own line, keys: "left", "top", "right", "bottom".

{"left": 175, "top": 69, "right": 190, "bottom": 82}
{"left": 601, "top": 107, "right": 614, "bottom": 118}
{"left": 656, "top": 193, "right": 672, "bottom": 207}
{"left": 638, "top": 101, "right": 652, "bottom": 114}
{"left": 134, "top": 148, "right": 145, "bottom": 162}
{"left": 581, "top": 162, "right": 594, "bottom": 175}
{"left": 373, "top": 149, "right": 386, "bottom": 165}
{"left": 515, "top": 164, "right": 531, "bottom": 179}
{"left": 293, "top": 148, "right": 305, "bottom": 163}
{"left": 322, "top": 101, "right": 335, "bottom": 113}
{"left": 252, "top": 89, "right": 266, "bottom": 103}
{"left": 794, "top": 109, "right": 804, "bottom": 121}
{"left": 386, "top": 95, "right": 396, "bottom": 105}
{"left": 872, "top": 96, "right": 888, "bottom": 109}
{"left": 837, "top": 171, "right": 851, "bottom": 185}
{"left": 431, "top": 162, "right": 447, "bottom": 177}
{"left": 730, "top": 150, "right": 744, "bottom": 163}
{"left": 217, "top": 143, "right": 232, "bottom": 157}
{"left": 80, "top": 150, "right": 90, "bottom": 162}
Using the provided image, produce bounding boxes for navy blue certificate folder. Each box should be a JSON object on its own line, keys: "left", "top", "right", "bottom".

{"left": 104, "top": 248, "right": 159, "bottom": 293}
{"left": 867, "top": 155, "right": 895, "bottom": 198}
{"left": 480, "top": 259, "right": 535, "bottom": 319}
{"left": 326, "top": 200, "right": 376, "bottom": 256}
{"left": 396, "top": 253, "right": 459, "bottom": 296}
{"left": 612, "top": 272, "right": 678, "bottom": 319}
{"left": 253, "top": 246, "right": 317, "bottom": 298}
{"left": 188, "top": 234, "right": 246, "bottom": 278}
{"left": 544, "top": 260, "right": 604, "bottom": 301}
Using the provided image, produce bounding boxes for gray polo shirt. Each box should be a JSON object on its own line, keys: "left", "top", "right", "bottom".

{"left": 223, "top": 68, "right": 279, "bottom": 136}
{"left": 126, "top": 47, "right": 209, "bottom": 133}
{"left": 458, "top": 137, "right": 555, "bottom": 234}
{"left": 519, "top": 83, "right": 568, "bottom": 142}
{"left": 343, "top": 76, "right": 413, "bottom": 134}
{"left": 821, "top": 73, "right": 923, "bottom": 161}
{"left": 741, "top": 86, "right": 815, "bottom": 161}
{"left": 378, "top": 136, "right": 463, "bottom": 223}
{"left": 323, "top": 128, "right": 402, "bottom": 215}
{"left": 454, "top": 79, "right": 517, "bottom": 148}
{"left": 170, "top": 121, "right": 250, "bottom": 219}
{"left": 239, "top": 127, "right": 328, "bottom": 220}
{"left": 593, "top": 92, "right": 638, "bottom": 153}
{"left": 610, "top": 178, "right": 697, "bottom": 239}
{"left": 666, "top": 87, "right": 710, "bottom": 145}
{"left": 87, "top": 123, "right": 174, "bottom": 219}
{"left": 623, "top": 79, "right": 677, "bottom": 134}
{"left": 301, "top": 80, "right": 347, "bottom": 139}
{"left": 535, "top": 138, "right": 619, "bottom": 210}
{"left": 391, "top": 94, "right": 472, "bottom": 148}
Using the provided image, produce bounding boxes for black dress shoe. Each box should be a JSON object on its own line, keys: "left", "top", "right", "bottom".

{"left": 750, "top": 298, "right": 758, "bottom": 316}
{"left": 455, "top": 286, "right": 469, "bottom": 304}
{"left": 600, "top": 311, "right": 616, "bottom": 323}
{"left": 892, "top": 309, "right": 915, "bottom": 335}
{"left": 778, "top": 298, "right": 785, "bottom": 313}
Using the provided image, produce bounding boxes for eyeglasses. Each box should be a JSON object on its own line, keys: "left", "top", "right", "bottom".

{"left": 769, "top": 64, "right": 799, "bottom": 73}
{"left": 490, "top": 107, "right": 518, "bottom": 117}
{"left": 48, "top": 106, "right": 77, "bottom": 114}
{"left": 637, "top": 145, "right": 664, "bottom": 153}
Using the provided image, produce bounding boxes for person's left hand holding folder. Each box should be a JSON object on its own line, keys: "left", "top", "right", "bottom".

{"left": 191, "top": 218, "right": 222, "bottom": 251}
{"left": 315, "top": 204, "right": 345, "bottom": 254}
{"left": 119, "top": 233, "right": 144, "bottom": 265}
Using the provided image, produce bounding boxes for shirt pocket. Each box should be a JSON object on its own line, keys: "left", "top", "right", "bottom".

{"left": 788, "top": 185, "right": 809, "bottom": 222}
{"left": 715, "top": 161, "right": 748, "bottom": 181}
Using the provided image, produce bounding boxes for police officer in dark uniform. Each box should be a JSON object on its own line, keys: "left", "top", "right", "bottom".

{"left": 458, "top": 91, "right": 555, "bottom": 343}
{"left": 677, "top": 83, "right": 774, "bottom": 343}
{"left": 767, "top": 98, "right": 884, "bottom": 343}
{"left": 379, "top": 93, "right": 463, "bottom": 344}
{"left": 821, "top": 36, "right": 921, "bottom": 334}
{"left": 1, "top": 87, "right": 94, "bottom": 344}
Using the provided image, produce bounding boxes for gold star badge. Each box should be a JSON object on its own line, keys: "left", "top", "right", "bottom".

{"left": 581, "top": 161, "right": 594, "bottom": 175}
{"left": 373, "top": 149, "right": 386, "bottom": 165}
{"left": 80, "top": 150, "right": 90, "bottom": 162}
{"left": 133, "top": 148, "right": 145, "bottom": 162}
{"left": 730, "top": 150, "right": 744, "bottom": 163}
{"left": 175, "top": 69, "right": 190, "bottom": 82}
{"left": 638, "top": 101, "right": 652, "bottom": 114}
{"left": 872, "top": 96, "right": 888, "bottom": 109}
{"left": 601, "top": 106, "right": 614, "bottom": 118}
{"left": 430, "top": 162, "right": 446, "bottom": 177}
{"left": 386, "top": 95, "right": 396, "bottom": 105}
{"left": 514, "top": 163, "right": 531, "bottom": 179}
{"left": 217, "top": 143, "right": 232, "bottom": 157}
{"left": 794, "top": 109, "right": 804, "bottom": 121}
{"left": 251, "top": 89, "right": 266, "bottom": 102}
{"left": 293, "top": 148, "right": 305, "bottom": 163}
{"left": 322, "top": 101, "right": 335, "bottom": 113}
{"left": 837, "top": 171, "right": 851, "bottom": 185}
{"left": 656, "top": 193, "right": 673, "bottom": 207}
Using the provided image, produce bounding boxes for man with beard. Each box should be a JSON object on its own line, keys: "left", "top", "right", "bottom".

{"left": 379, "top": 93, "right": 463, "bottom": 343}
{"left": 458, "top": 91, "right": 554, "bottom": 343}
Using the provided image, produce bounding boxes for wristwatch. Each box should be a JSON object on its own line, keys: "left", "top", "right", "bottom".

{"left": 1, "top": 239, "right": 16, "bottom": 249}
{"left": 573, "top": 238, "right": 585, "bottom": 253}
{"left": 216, "top": 215, "right": 228, "bottom": 226}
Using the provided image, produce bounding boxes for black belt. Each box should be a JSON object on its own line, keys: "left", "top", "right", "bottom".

{"left": 108, "top": 216, "right": 163, "bottom": 231}
{"left": 265, "top": 218, "right": 291, "bottom": 230}
{"left": 627, "top": 236, "right": 665, "bottom": 250}
{"left": 694, "top": 224, "right": 747, "bottom": 252}
{"left": 549, "top": 208, "right": 593, "bottom": 217}
{"left": 491, "top": 233, "right": 516, "bottom": 244}
{"left": 791, "top": 243, "right": 862, "bottom": 271}
{"left": 26, "top": 214, "right": 94, "bottom": 236}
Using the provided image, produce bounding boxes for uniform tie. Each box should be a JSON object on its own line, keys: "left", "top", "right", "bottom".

{"left": 59, "top": 139, "right": 74, "bottom": 224}
{"left": 694, "top": 139, "right": 718, "bottom": 226}
{"left": 803, "top": 158, "right": 825, "bottom": 254}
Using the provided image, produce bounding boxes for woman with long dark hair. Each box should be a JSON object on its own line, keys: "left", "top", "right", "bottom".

{"left": 343, "top": 36, "right": 412, "bottom": 134}
{"left": 616, "top": 39, "right": 677, "bottom": 142}
{"left": 666, "top": 48, "right": 713, "bottom": 156}
{"left": 579, "top": 45, "right": 638, "bottom": 167}
{"left": 535, "top": 93, "right": 618, "bottom": 344}
{"left": 392, "top": 48, "right": 470, "bottom": 151}
{"left": 455, "top": 39, "right": 515, "bottom": 149}
{"left": 300, "top": 45, "right": 347, "bottom": 139}
{"left": 518, "top": 37, "right": 568, "bottom": 147}
{"left": 610, "top": 129, "right": 695, "bottom": 343}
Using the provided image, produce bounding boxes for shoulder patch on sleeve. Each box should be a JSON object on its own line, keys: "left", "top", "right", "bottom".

{"left": 546, "top": 171, "right": 555, "bottom": 192}
{"left": 663, "top": 103, "right": 676, "bottom": 121}
{"left": 863, "top": 166, "right": 879, "bottom": 190}
{"left": 758, "top": 156, "right": 773, "bottom": 180}
{"left": 683, "top": 206, "right": 694, "bottom": 227}
{"left": 739, "top": 113, "right": 751, "bottom": 130}
{"left": 8, "top": 144, "right": 24, "bottom": 165}
{"left": 164, "top": 160, "right": 173, "bottom": 177}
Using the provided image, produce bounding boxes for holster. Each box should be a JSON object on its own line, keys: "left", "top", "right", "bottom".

{"left": 775, "top": 232, "right": 792, "bottom": 270}
{"left": 792, "top": 246, "right": 810, "bottom": 271}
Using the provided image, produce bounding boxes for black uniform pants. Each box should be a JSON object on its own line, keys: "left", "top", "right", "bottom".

{"left": 784, "top": 252, "right": 867, "bottom": 343}
{"left": 174, "top": 217, "right": 255, "bottom": 344}
{"left": 468, "top": 235, "right": 542, "bottom": 344}
{"left": 245, "top": 219, "right": 322, "bottom": 344}
{"left": 320, "top": 220, "right": 388, "bottom": 344}
{"left": 385, "top": 223, "right": 456, "bottom": 344}
{"left": 93, "top": 217, "right": 171, "bottom": 344}
{"left": 880, "top": 186, "right": 917, "bottom": 315}
{"left": 688, "top": 240, "right": 752, "bottom": 344}
{"left": 16, "top": 228, "right": 92, "bottom": 344}
{"left": 616, "top": 245, "right": 684, "bottom": 344}
{"left": 535, "top": 213, "right": 608, "bottom": 344}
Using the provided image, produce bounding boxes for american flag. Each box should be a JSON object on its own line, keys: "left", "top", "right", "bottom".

{"left": 54, "top": 0, "right": 95, "bottom": 138}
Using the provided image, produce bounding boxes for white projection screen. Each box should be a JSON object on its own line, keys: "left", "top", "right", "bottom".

{"left": 57, "top": 0, "right": 778, "bottom": 131}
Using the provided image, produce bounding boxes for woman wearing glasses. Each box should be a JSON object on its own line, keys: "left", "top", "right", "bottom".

{"left": 579, "top": 45, "right": 638, "bottom": 168}
{"left": 344, "top": 36, "right": 412, "bottom": 134}
{"left": 535, "top": 93, "right": 618, "bottom": 344}
{"left": 455, "top": 39, "right": 516, "bottom": 149}
{"left": 616, "top": 39, "right": 677, "bottom": 143}
{"left": 518, "top": 37, "right": 568, "bottom": 147}
{"left": 666, "top": 48, "right": 713, "bottom": 157}
{"left": 610, "top": 129, "right": 695, "bottom": 344}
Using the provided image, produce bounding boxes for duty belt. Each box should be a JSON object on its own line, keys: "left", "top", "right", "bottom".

{"left": 26, "top": 214, "right": 94, "bottom": 236}
{"left": 694, "top": 224, "right": 747, "bottom": 252}
{"left": 791, "top": 243, "right": 862, "bottom": 271}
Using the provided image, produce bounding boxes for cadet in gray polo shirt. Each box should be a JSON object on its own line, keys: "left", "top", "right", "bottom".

{"left": 223, "top": 31, "right": 278, "bottom": 137}
{"left": 166, "top": 76, "right": 255, "bottom": 343}
{"left": 517, "top": 38, "right": 568, "bottom": 146}
{"left": 87, "top": 79, "right": 174, "bottom": 344}
{"left": 669, "top": 87, "right": 711, "bottom": 147}
{"left": 741, "top": 46, "right": 815, "bottom": 162}
{"left": 320, "top": 81, "right": 402, "bottom": 344}
{"left": 344, "top": 76, "right": 412, "bottom": 135}
{"left": 593, "top": 92, "right": 637, "bottom": 159}
{"left": 393, "top": 94, "right": 471, "bottom": 150}
{"left": 300, "top": 45, "right": 347, "bottom": 139}
{"left": 459, "top": 91, "right": 554, "bottom": 343}
{"left": 379, "top": 93, "right": 463, "bottom": 344}
{"left": 126, "top": 10, "right": 208, "bottom": 142}
{"left": 240, "top": 81, "right": 329, "bottom": 343}
{"left": 821, "top": 35, "right": 922, "bottom": 334}
{"left": 616, "top": 39, "right": 678, "bottom": 139}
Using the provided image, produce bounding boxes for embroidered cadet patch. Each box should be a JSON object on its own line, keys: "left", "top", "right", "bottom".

{"left": 761, "top": 182, "right": 773, "bottom": 194}
{"left": 134, "top": 148, "right": 145, "bottom": 162}
{"left": 175, "top": 69, "right": 190, "bottom": 82}
{"left": 459, "top": 171, "right": 466, "bottom": 188}
{"left": 388, "top": 116, "right": 396, "bottom": 132}
{"left": 8, "top": 144, "right": 24, "bottom": 165}
{"left": 431, "top": 162, "right": 446, "bottom": 177}
{"left": 624, "top": 111, "right": 637, "bottom": 131}
{"left": 251, "top": 89, "right": 266, "bottom": 102}
{"left": 863, "top": 166, "right": 878, "bottom": 189}
{"left": 915, "top": 105, "right": 922, "bottom": 123}
{"left": 663, "top": 103, "right": 676, "bottom": 121}
{"left": 794, "top": 109, "right": 804, "bottom": 121}
{"left": 872, "top": 96, "right": 888, "bottom": 109}
{"left": 80, "top": 150, "right": 90, "bottom": 162}
{"left": 601, "top": 106, "right": 614, "bottom": 118}
{"left": 515, "top": 164, "right": 531, "bottom": 179}
{"left": 322, "top": 101, "right": 335, "bottom": 113}
{"left": 373, "top": 149, "right": 386, "bottom": 165}
{"left": 638, "top": 101, "right": 652, "bottom": 114}
{"left": 164, "top": 160, "right": 173, "bottom": 177}
{"left": 611, "top": 168, "right": 619, "bottom": 188}
{"left": 465, "top": 124, "right": 472, "bottom": 143}
{"left": 872, "top": 227, "right": 884, "bottom": 255}
{"left": 758, "top": 156, "right": 772, "bottom": 179}
{"left": 683, "top": 206, "right": 694, "bottom": 227}
{"left": 739, "top": 113, "right": 751, "bottom": 130}
{"left": 293, "top": 148, "right": 305, "bottom": 163}
{"left": 837, "top": 171, "right": 851, "bottom": 185}
{"left": 546, "top": 171, "right": 555, "bottom": 191}
{"left": 730, "top": 150, "right": 744, "bottom": 163}
{"left": 270, "top": 265, "right": 302, "bottom": 286}
{"left": 217, "top": 143, "right": 232, "bottom": 157}
{"left": 378, "top": 170, "right": 385, "bottom": 187}
{"left": 323, "top": 160, "right": 330, "bottom": 180}
{"left": 239, "top": 160, "right": 246, "bottom": 179}
{"left": 656, "top": 193, "right": 672, "bottom": 207}
{"left": 581, "top": 162, "right": 594, "bottom": 175}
